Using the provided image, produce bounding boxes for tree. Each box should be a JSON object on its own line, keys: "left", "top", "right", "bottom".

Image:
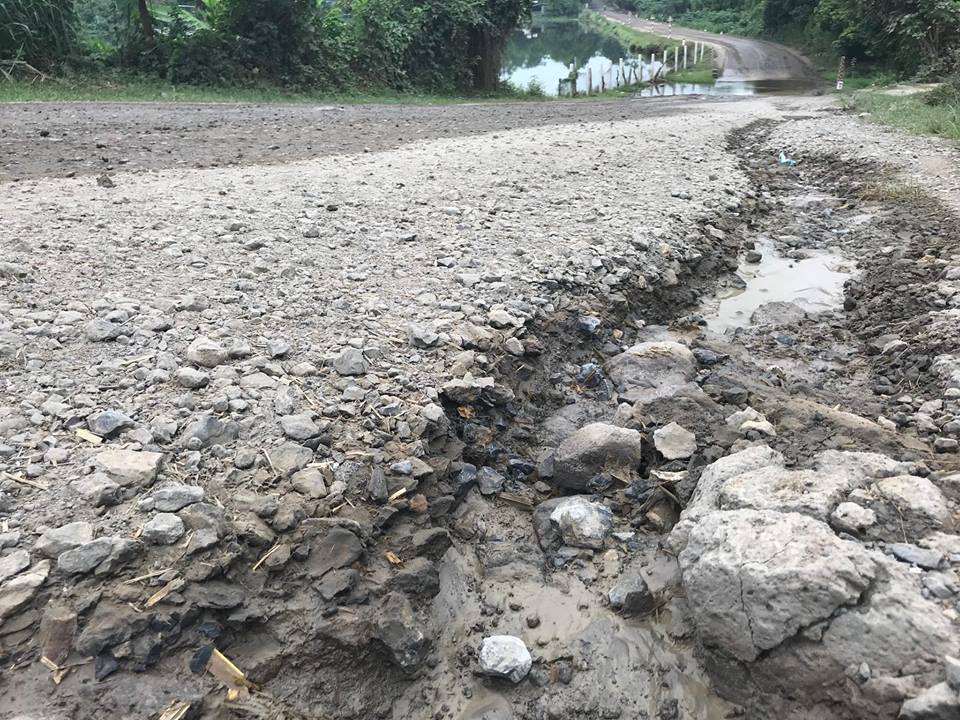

{"left": 469, "top": 0, "right": 531, "bottom": 90}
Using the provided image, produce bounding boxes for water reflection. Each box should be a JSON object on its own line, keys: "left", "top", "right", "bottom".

{"left": 502, "top": 21, "right": 822, "bottom": 97}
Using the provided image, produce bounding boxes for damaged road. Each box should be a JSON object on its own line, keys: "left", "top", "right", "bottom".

{"left": 1, "top": 95, "right": 959, "bottom": 720}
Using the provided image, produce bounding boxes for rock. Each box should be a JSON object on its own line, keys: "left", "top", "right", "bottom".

{"left": 308, "top": 528, "right": 363, "bottom": 578}
{"left": 899, "top": 683, "right": 959, "bottom": 720}
{"left": 679, "top": 509, "right": 875, "bottom": 662}
{"left": 668, "top": 445, "right": 784, "bottom": 553}
{"left": 76, "top": 603, "right": 147, "bottom": 656}
{"left": 552, "top": 423, "right": 644, "bottom": 491}
{"left": 829, "top": 501, "right": 876, "bottom": 535}
{"left": 35, "top": 522, "right": 95, "bottom": 558}
{"left": 0, "top": 549, "right": 30, "bottom": 584}
{"left": 144, "top": 484, "right": 204, "bottom": 512}
{"left": 181, "top": 414, "right": 238, "bottom": 449}
{"left": 333, "top": 347, "right": 369, "bottom": 376}
{"left": 174, "top": 367, "right": 210, "bottom": 389}
{"left": 440, "top": 374, "right": 495, "bottom": 404}
{"left": 478, "top": 635, "right": 532, "bottom": 683}
{"left": 186, "top": 336, "right": 228, "bottom": 368}
{"left": 57, "top": 536, "right": 135, "bottom": 575}
{"left": 869, "top": 475, "right": 948, "bottom": 540}
{"left": 947, "top": 656, "right": 960, "bottom": 692}
{"left": 280, "top": 414, "right": 320, "bottom": 441}
{"left": 267, "top": 338, "right": 291, "bottom": 358}
{"left": 726, "top": 406, "right": 776, "bottom": 436}
{"left": 608, "top": 575, "right": 656, "bottom": 615}
{"left": 373, "top": 592, "right": 430, "bottom": 670}
{"left": 488, "top": 308, "right": 522, "bottom": 329}
{"left": 72, "top": 472, "right": 122, "bottom": 507}
{"left": 719, "top": 467, "right": 850, "bottom": 522}
{"left": 291, "top": 468, "right": 328, "bottom": 498}
{"left": 86, "top": 410, "right": 134, "bottom": 438}
{"left": 889, "top": 543, "right": 943, "bottom": 570}
{"left": 653, "top": 422, "right": 697, "bottom": 459}
{"left": 142, "top": 513, "right": 185, "bottom": 545}
{"left": 0, "top": 560, "right": 50, "bottom": 624}
{"left": 408, "top": 322, "right": 439, "bottom": 348}
{"left": 40, "top": 606, "right": 77, "bottom": 665}
{"left": 477, "top": 467, "right": 505, "bottom": 495}
{"left": 270, "top": 443, "right": 314, "bottom": 478}
{"left": 604, "top": 341, "right": 696, "bottom": 403}
{"left": 233, "top": 512, "right": 276, "bottom": 547}
{"left": 187, "top": 582, "right": 245, "bottom": 609}
{"left": 85, "top": 318, "right": 122, "bottom": 342}
{"left": 316, "top": 568, "right": 359, "bottom": 600}
{"left": 547, "top": 495, "right": 613, "bottom": 550}
{"left": 367, "top": 467, "right": 388, "bottom": 502}
{"left": 93, "top": 448, "right": 162, "bottom": 486}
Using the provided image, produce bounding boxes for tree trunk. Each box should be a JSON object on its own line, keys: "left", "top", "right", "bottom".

{"left": 472, "top": 27, "right": 503, "bottom": 92}
{"left": 137, "top": 0, "right": 154, "bottom": 39}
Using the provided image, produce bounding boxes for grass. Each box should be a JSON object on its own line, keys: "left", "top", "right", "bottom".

{"left": 0, "top": 74, "right": 561, "bottom": 105}
{"left": 841, "top": 88, "right": 960, "bottom": 141}
{"left": 581, "top": 10, "right": 715, "bottom": 85}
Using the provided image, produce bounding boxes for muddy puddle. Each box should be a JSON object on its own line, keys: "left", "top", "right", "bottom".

{"left": 703, "top": 240, "right": 853, "bottom": 332}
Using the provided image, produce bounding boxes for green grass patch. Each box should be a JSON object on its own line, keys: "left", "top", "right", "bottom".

{"left": 0, "top": 74, "right": 556, "bottom": 105}
{"left": 842, "top": 89, "right": 960, "bottom": 141}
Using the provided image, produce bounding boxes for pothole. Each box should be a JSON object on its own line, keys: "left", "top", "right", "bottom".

{"left": 702, "top": 239, "right": 853, "bottom": 332}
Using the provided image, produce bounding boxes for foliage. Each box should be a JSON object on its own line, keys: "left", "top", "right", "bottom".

{"left": 846, "top": 85, "right": 960, "bottom": 139}
{"left": 2, "top": 0, "right": 533, "bottom": 91}
{"left": 609, "top": 0, "right": 960, "bottom": 78}
{"left": 543, "top": 0, "right": 582, "bottom": 17}
{"left": 1, "top": 0, "right": 78, "bottom": 70}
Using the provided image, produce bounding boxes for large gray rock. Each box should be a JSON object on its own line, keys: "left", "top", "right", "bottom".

{"left": 372, "top": 592, "right": 430, "bottom": 670}
{"left": 899, "top": 683, "right": 960, "bottom": 720}
{"left": 478, "top": 635, "right": 532, "bottom": 683}
{"left": 552, "top": 423, "right": 644, "bottom": 491}
{"left": 718, "top": 467, "right": 850, "bottom": 521}
{"left": 853, "top": 475, "right": 949, "bottom": 541}
{"left": 679, "top": 509, "right": 875, "bottom": 662}
{"left": 750, "top": 557, "right": 960, "bottom": 712}
{"left": 668, "top": 445, "right": 784, "bottom": 553}
{"left": 604, "top": 341, "right": 696, "bottom": 404}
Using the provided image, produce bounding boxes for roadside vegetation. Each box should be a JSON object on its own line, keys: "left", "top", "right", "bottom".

{"left": 843, "top": 78, "right": 960, "bottom": 141}
{"left": 607, "top": 1, "right": 960, "bottom": 82}
{"left": 0, "top": 0, "right": 534, "bottom": 96}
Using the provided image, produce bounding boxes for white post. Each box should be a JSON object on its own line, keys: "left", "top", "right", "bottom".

{"left": 619, "top": 58, "right": 624, "bottom": 87}
{"left": 587, "top": 65, "right": 592, "bottom": 95}
{"left": 683, "top": 43, "right": 688, "bottom": 69}
{"left": 674, "top": 46, "right": 679, "bottom": 74}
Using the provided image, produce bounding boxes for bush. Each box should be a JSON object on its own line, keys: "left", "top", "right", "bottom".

{"left": 924, "top": 73, "right": 960, "bottom": 108}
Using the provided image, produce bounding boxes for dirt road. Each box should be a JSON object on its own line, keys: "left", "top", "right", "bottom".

{"left": 0, "top": 95, "right": 723, "bottom": 182}
{"left": 602, "top": 10, "right": 820, "bottom": 83}
{"left": 2, "top": 91, "right": 960, "bottom": 720}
